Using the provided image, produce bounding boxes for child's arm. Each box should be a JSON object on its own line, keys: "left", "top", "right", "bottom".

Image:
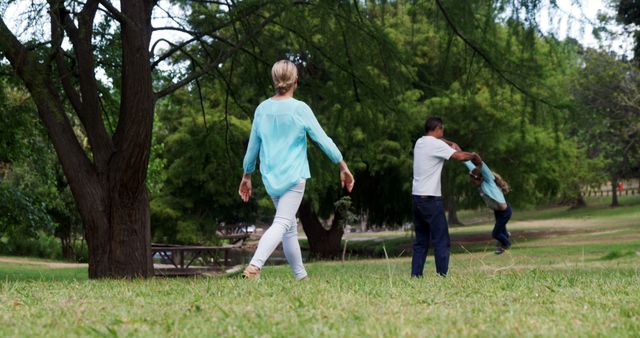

{"left": 463, "top": 160, "right": 475, "bottom": 172}
{"left": 479, "top": 162, "right": 495, "bottom": 182}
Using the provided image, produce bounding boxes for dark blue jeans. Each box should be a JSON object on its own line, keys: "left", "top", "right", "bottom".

{"left": 493, "top": 204, "right": 512, "bottom": 248}
{"left": 411, "top": 195, "right": 450, "bottom": 277}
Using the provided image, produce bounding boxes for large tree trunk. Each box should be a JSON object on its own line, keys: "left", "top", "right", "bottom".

{"left": 442, "top": 165, "right": 462, "bottom": 225}
{"left": 102, "top": 0, "right": 155, "bottom": 278}
{"left": 446, "top": 194, "right": 463, "bottom": 225}
{"left": 78, "top": 185, "right": 153, "bottom": 278}
{"left": 54, "top": 223, "right": 75, "bottom": 261}
{"left": 570, "top": 193, "right": 587, "bottom": 210}
{"left": 298, "top": 200, "right": 344, "bottom": 259}
{"left": 0, "top": 1, "right": 155, "bottom": 278}
{"left": 611, "top": 177, "right": 620, "bottom": 207}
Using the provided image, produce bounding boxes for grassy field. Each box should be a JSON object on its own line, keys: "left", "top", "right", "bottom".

{"left": 0, "top": 197, "right": 639, "bottom": 337}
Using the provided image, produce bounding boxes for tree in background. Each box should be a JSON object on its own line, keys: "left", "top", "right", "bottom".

{"left": 151, "top": 85, "right": 257, "bottom": 244}
{"left": 0, "top": 0, "right": 281, "bottom": 278}
{"left": 376, "top": 0, "right": 605, "bottom": 217}
{"left": 571, "top": 49, "right": 640, "bottom": 206}
{"left": 0, "top": 79, "right": 83, "bottom": 260}
{"left": 618, "top": 0, "right": 640, "bottom": 63}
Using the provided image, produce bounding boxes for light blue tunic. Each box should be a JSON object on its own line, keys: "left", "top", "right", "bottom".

{"left": 242, "top": 98, "right": 343, "bottom": 197}
{"left": 464, "top": 161, "right": 507, "bottom": 210}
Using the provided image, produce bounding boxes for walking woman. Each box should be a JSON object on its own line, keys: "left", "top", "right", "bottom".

{"left": 465, "top": 156, "right": 513, "bottom": 254}
{"left": 239, "top": 60, "right": 355, "bottom": 280}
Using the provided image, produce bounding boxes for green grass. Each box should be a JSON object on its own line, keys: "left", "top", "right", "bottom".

{"left": 455, "top": 194, "right": 640, "bottom": 225}
{"left": 515, "top": 194, "right": 640, "bottom": 220}
{"left": 0, "top": 201, "right": 639, "bottom": 337}
{"left": 333, "top": 194, "right": 640, "bottom": 258}
{"left": 0, "top": 263, "right": 86, "bottom": 282}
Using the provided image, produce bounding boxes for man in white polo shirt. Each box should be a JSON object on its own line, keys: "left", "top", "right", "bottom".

{"left": 412, "top": 117, "right": 480, "bottom": 277}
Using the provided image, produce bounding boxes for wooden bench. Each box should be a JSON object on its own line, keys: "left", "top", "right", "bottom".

{"left": 151, "top": 243, "right": 241, "bottom": 277}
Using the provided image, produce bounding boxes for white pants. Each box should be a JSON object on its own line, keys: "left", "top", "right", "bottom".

{"left": 249, "top": 181, "right": 307, "bottom": 280}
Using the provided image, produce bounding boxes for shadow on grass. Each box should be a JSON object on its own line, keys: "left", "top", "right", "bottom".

{"left": 301, "top": 235, "right": 504, "bottom": 261}
{"left": 598, "top": 250, "right": 637, "bottom": 261}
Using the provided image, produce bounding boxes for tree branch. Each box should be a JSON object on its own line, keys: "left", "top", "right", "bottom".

{"left": 434, "top": 0, "right": 563, "bottom": 109}
{"left": 97, "top": 0, "right": 134, "bottom": 26}
{"left": 152, "top": 26, "right": 200, "bottom": 33}
{"left": 150, "top": 37, "right": 200, "bottom": 69}
{"left": 189, "top": 0, "right": 233, "bottom": 4}
{"left": 108, "top": 0, "right": 156, "bottom": 194}
{"left": 0, "top": 20, "right": 29, "bottom": 77}
{"left": 0, "top": 16, "right": 96, "bottom": 187}
{"left": 150, "top": 0, "right": 269, "bottom": 65}
{"left": 60, "top": 0, "right": 113, "bottom": 169}
{"left": 214, "top": 64, "right": 253, "bottom": 117}
{"left": 338, "top": 18, "right": 361, "bottom": 103}
{"left": 154, "top": 11, "right": 278, "bottom": 100}
{"left": 266, "top": 16, "right": 399, "bottom": 114}
{"left": 50, "top": 0, "right": 83, "bottom": 115}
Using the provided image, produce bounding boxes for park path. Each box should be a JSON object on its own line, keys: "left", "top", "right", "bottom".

{"left": 0, "top": 257, "right": 87, "bottom": 269}
{"left": 0, "top": 257, "right": 199, "bottom": 270}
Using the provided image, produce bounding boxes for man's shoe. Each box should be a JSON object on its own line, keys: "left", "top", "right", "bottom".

{"left": 242, "top": 264, "right": 261, "bottom": 279}
{"left": 495, "top": 246, "right": 505, "bottom": 255}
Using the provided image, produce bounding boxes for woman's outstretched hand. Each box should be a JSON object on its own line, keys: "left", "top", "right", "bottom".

{"left": 338, "top": 161, "right": 355, "bottom": 193}
{"left": 238, "top": 174, "right": 252, "bottom": 202}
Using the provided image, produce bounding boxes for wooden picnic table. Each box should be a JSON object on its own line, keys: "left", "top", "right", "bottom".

{"left": 151, "top": 243, "right": 241, "bottom": 276}
{"left": 151, "top": 224, "right": 254, "bottom": 276}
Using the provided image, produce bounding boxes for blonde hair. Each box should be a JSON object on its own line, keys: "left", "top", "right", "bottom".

{"left": 271, "top": 60, "right": 298, "bottom": 95}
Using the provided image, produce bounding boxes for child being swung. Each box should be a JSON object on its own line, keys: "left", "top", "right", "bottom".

{"left": 464, "top": 156, "right": 512, "bottom": 254}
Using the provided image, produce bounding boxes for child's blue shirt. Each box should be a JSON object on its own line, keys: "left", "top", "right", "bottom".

{"left": 464, "top": 161, "right": 507, "bottom": 209}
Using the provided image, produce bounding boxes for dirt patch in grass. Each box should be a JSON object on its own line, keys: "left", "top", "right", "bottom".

{"left": 538, "top": 235, "right": 640, "bottom": 246}
{"left": 452, "top": 229, "right": 581, "bottom": 245}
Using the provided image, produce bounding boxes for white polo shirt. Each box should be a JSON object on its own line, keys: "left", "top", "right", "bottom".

{"left": 412, "top": 136, "right": 456, "bottom": 196}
